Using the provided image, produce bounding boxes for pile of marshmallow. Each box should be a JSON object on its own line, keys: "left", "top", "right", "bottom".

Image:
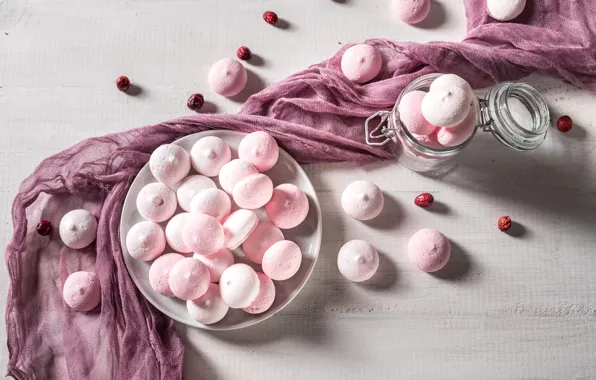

{"left": 126, "top": 131, "right": 310, "bottom": 324}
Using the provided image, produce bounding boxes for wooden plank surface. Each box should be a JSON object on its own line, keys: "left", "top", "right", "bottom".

{"left": 1, "top": 0, "right": 596, "bottom": 379}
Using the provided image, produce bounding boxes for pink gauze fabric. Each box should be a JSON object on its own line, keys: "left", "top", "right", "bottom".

{"left": 5, "top": 0, "right": 596, "bottom": 379}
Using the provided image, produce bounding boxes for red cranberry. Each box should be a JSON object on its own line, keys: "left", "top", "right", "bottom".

{"left": 187, "top": 93, "right": 205, "bottom": 111}
{"left": 36, "top": 220, "right": 53, "bottom": 236}
{"left": 414, "top": 193, "right": 434, "bottom": 208}
{"left": 498, "top": 216, "right": 512, "bottom": 232}
{"left": 263, "top": 11, "right": 278, "bottom": 25}
{"left": 237, "top": 46, "right": 252, "bottom": 61}
{"left": 557, "top": 115, "right": 573, "bottom": 132}
{"left": 116, "top": 76, "right": 131, "bottom": 92}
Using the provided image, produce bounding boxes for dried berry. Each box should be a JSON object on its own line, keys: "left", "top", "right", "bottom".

{"left": 36, "top": 220, "right": 53, "bottom": 236}
{"left": 116, "top": 76, "right": 131, "bottom": 92}
{"left": 263, "top": 11, "right": 278, "bottom": 25}
{"left": 557, "top": 115, "right": 573, "bottom": 132}
{"left": 237, "top": 46, "right": 252, "bottom": 61}
{"left": 414, "top": 193, "right": 434, "bottom": 208}
{"left": 498, "top": 216, "right": 512, "bottom": 232}
{"left": 187, "top": 93, "right": 205, "bottom": 111}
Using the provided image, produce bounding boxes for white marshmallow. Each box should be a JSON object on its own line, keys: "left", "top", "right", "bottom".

{"left": 222, "top": 209, "right": 259, "bottom": 250}
{"left": 219, "top": 264, "right": 260, "bottom": 309}
{"left": 136, "top": 182, "right": 178, "bottom": 223}
{"left": 421, "top": 86, "right": 472, "bottom": 127}
{"left": 165, "top": 212, "right": 192, "bottom": 254}
{"left": 59, "top": 209, "right": 98, "bottom": 249}
{"left": 149, "top": 144, "right": 191, "bottom": 186}
{"left": 175, "top": 175, "right": 216, "bottom": 212}
{"left": 486, "top": 0, "right": 526, "bottom": 21}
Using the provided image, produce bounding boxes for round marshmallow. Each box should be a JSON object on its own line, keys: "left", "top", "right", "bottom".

{"left": 238, "top": 131, "right": 280, "bottom": 172}
{"left": 187, "top": 283, "right": 229, "bottom": 325}
{"left": 168, "top": 257, "right": 211, "bottom": 300}
{"left": 208, "top": 58, "right": 247, "bottom": 97}
{"left": 136, "top": 182, "right": 177, "bottom": 223}
{"left": 59, "top": 209, "right": 98, "bottom": 249}
{"left": 149, "top": 253, "right": 185, "bottom": 297}
{"left": 190, "top": 136, "right": 232, "bottom": 177}
{"left": 165, "top": 213, "right": 192, "bottom": 254}
{"left": 413, "top": 131, "right": 444, "bottom": 148}
{"left": 222, "top": 209, "right": 259, "bottom": 250}
{"left": 262, "top": 240, "right": 302, "bottom": 281}
{"left": 149, "top": 144, "right": 191, "bottom": 186}
{"left": 398, "top": 91, "right": 436, "bottom": 135}
{"left": 242, "top": 222, "right": 284, "bottom": 264}
{"left": 337, "top": 240, "right": 379, "bottom": 282}
{"left": 437, "top": 107, "right": 477, "bottom": 147}
{"left": 219, "top": 263, "right": 260, "bottom": 308}
{"left": 182, "top": 214, "right": 224, "bottom": 255}
{"left": 340, "top": 44, "right": 383, "bottom": 84}
{"left": 487, "top": 0, "right": 526, "bottom": 21}
{"left": 126, "top": 221, "right": 166, "bottom": 261}
{"left": 63, "top": 271, "right": 101, "bottom": 312}
{"left": 218, "top": 159, "right": 259, "bottom": 194}
{"left": 190, "top": 188, "right": 231, "bottom": 222}
{"left": 265, "top": 184, "right": 309, "bottom": 229}
{"left": 430, "top": 74, "right": 473, "bottom": 96}
{"left": 193, "top": 248, "right": 234, "bottom": 283}
{"left": 232, "top": 173, "right": 274, "bottom": 210}
{"left": 421, "top": 86, "right": 472, "bottom": 128}
{"left": 243, "top": 273, "right": 276, "bottom": 314}
{"left": 408, "top": 228, "right": 451, "bottom": 272}
{"left": 176, "top": 175, "right": 217, "bottom": 212}
{"left": 341, "top": 180, "right": 384, "bottom": 221}
{"left": 391, "top": 0, "right": 431, "bottom": 24}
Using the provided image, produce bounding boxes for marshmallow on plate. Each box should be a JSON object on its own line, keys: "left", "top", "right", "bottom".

{"left": 190, "top": 136, "right": 232, "bottom": 177}
{"left": 176, "top": 175, "right": 216, "bottom": 212}
{"left": 391, "top": 0, "right": 431, "bottom": 24}
{"left": 149, "top": 144, "right": 191, "bottom": 186}
{"left": 149, "top": 253, "right": 185, "bottom": 297}
{"left": 238, "top": 131, "right": 280, "bottom": 172}
{"left": 219, "top": 263, "right": 260, "bottom": 308}
{"left": 265, "top": 184, "right": 309, "bottom": 229}
{"left": 126, "top": 221, "right": 166, "bottom": 261}
{"left": 398, "top": 90, "right": 437, "bottom": 136}
{"left": 337, "top": 240, "right": 379, "bottom": 282}
{"left": 262, "top": 240, "right": 302, "bottom": 281}
{"left": 208, "top": 58, "right": 247, "bottom": 97}
{"left": 242, "top": 222, "right": 284, "bottom": 264}
{"left": 63, "top": 271, "right": 101, "bottom": 312}
{"left": 341, "top": 180, "right": 384, "bottom": 221}
{"left": 340, "top": 44, "right": 383, "bottom": 84}
{"left": 190, "top": 188, "right": 231, "bottom": 222}
{"left": 136, "top": 182, "right": 177, "bottom": 223}
{"left": 232, "top": 173, "right": 274, "bottom": 210}
{"left": 222, "top": 209, "right": 259, "bottom": 250}
{"left": 243, "top": 273, "right": 276, "bottom": 315}
{"left": 187, "top": 283, "right": 229, "bottom": 325}
{"left": 193, "top": 248, "right": 234, "bottom": 283}
{"left": 165, "top": 213, "right": 192, "bottom": 254}
{"left": 182, "top": 214, "right": 224, "bottom": 255}
{"left": 59, "top": 209, "right": 98, "bottom": 249}
{"left": 408, "top": 228, "right": 451, "bottom": 272}
{"left": 168, "top": 257, "right": 211, "bottom": 300}
{"left": 218, "top": 159, "right": 259, "bottom": 194}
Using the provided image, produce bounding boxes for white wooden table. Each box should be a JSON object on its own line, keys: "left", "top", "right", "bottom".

{"left": 2, "top": 0, "right": 596, "bottom": 379}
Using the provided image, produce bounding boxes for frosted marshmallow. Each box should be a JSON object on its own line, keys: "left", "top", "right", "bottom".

{"left": 262, "top": 240, "right": 302, "bottom": 281}
{"left": 340, "top": 44, "right": 383, "bottom": 84}
{"left": 168, "top": 257, "right": 211, "bottom": 300}
{"left": 437, "top": 107, "right": 477, "bottom": 147}
{"left": 193, "top": 248, "right": 234, "bottom": 283}
{"left": 165, "top": 213, "right": 192, "bottom": 254}
{"left": 149, "top": 144, "right": 191, "bottom": 186}
{"left": 341, "top": 180, "right": 384, "bottom": 221}
{"left": 219, "top": 264, "right": 260, "bottom": 308}
{"left": 337, "top": 240, "right": 379, "bottom": 282}
{"left": 218, "top": 159, "right": 259, "bottom": 194}
{"left": 421, "top": 86, "right": 472, "bottom": 127}
{"left": 429, "top": 74, "right": 473, "bottom": 95}
{"left": 413, "top": 131, "right": 444, "bottom": 148}
{"left": 59, "top": 209, "right": 98, "bottom": 249}
{"left": 190, "top": 136, "right": 232, "bottom": 177}
{"left": 126, "top": 221, "right": 166, "bottom": 261}
{"left": 243, "top": 273, "right": 276, "bottom": 314}
{"left": 398, "top": 90, "right": 437, "bottom": 136}
{"left": 136, "top": 182, "right": 177, "bottom": 223}
{"left": 181, "top": 214, "right": 224, "bottom": 255}
{"left": 190, "top": 188, "right": 231, "bottom": 222}
{"left": 391, "top": 0, "right": 431, "bottom": 24}
{"left": 232, "top": 173, "right": 274, "bottom": 210}
{"left": 176, "top": 175, "right": 216, "bottom": 212}
{"left": 208, "top": 58, "right": 247, "bottom": 97}
{"left": 238, "top": 131, "right": 280, "bottom": 172}
{"left": 63, "top": 271, "right": 101, "bottom": 312}
{"left": 149, "top": 253, "right": 185, "bottom": 297}
{"left": 242, "top": 222, "right": 284, "bottom": 264}
{"left": 265, "top": 184, "right": 309, "bottom": 229}
{"left": 486, "top": 0, "right": 526, "bottom": 21}
{"left": 187, "top": 283, "right": 229, "bottom": 325}
{"left": 408, "top": 228, "right": 451, "bottom": 272}
{"left": 222, "top": 209, "right": 259, "bottom": 250}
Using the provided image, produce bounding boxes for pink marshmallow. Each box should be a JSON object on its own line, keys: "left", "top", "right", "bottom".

{"left": 168, "top": 257, "right": 211, "bottom": 300}
{"left": 193, "top": 248, "right": 234, "bottom": 283}
{"left": 340, "top": 44, "right": 383, "bottom": 84}
{"left": 149, "top": 253, "right": 185, "bottom": 297}
{"left": 190, "top": 188, "right": 231, "bottom": 222}
{"left": 176, "top": 175, "right": 217, "bottom": 212}
{"left": 407, "top": 228, "right": 451, "bottom": 272}
{"left": 136, "top": 182, "right": 177, "bottom": 223}
{"left": 398, "top": 90, "right": 436, "bottom": 135}
{"left": 412, "top": 130, "right": 444, "bottom": 148}
{"left": 187, "top": 283, "right": 229, "bottom": 325}
{"left": 218, "top": 159, "right": 259, "bottom": 194}
{"left": 341, "top": 180, "right": 384, "bottom": 221}
{"left": 242, "top": 222, "right": 284, "bottom": 264}
{"left": 232, "top": 173, "right": 274, "bottom": 210}
{"left": 165, "top": 212, "right": 192, "bottom": 254}
{"left": 436, "top": 107, "right": 477, "bottom": 147}
{"left": 391, "top": 0, "right": 431, "bottom": 24}
{"left": 208, "top": 58, "right": 247, "bottom": 97}
{"left": 265, "top": 184, "right": 309, "bottom": 229}
{"left": 243, "top": 273, "right": 276, "bottom": 314}
{"left": 262, "top": 240, "right": 302, "bottom": 281}
{"left": 149, "top": 144, "right": 191, "bottom": 186}
{"left": 222, "top": 209, "right": 259, "bottom": 250}
{"left": 190, "top": 136, "right": 232, "bottom": 177}
{"left": 181, "top": 214, "right": 224, "bottom": 255}
{"left": 238, "top": 131, "right": 280, "bottom": 172}
{"left": 62, "top": 271, "right": 101, "bottom": 312}
{"left": 126, "top": 221, "right": 166, "bottom": 261}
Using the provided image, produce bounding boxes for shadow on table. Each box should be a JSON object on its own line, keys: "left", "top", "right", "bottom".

{"left": 432, "top": 241, "right": 478, "bottom": 281}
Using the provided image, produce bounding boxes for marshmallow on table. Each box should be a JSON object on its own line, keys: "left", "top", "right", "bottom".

{"left": 187, "top": 283, "right": 229, "bottom": 325}
{"left": 218, "top": 159, "right": 259, "bottom": 194}
{"left": 337, "top": 240, "right": 379, "bottom": 282}
{"left": 222, "top": 209, "right": 259, "bottom": 250}
{"left": 165, "top": 213, "right": 192, "bottom": 254}
{"left": 341, "top": 180, "right": 384, "bottom": 221}
{"left": 398, "top": 90, "right": 437, "bottom": 136}
{"left": 242, "top": 222, "right": 284, "bottom": 264}
{"left": 136, "top": 182, "right": 177, "bottom": 223}
{"left": 176, "top": 175, "right": 217, "bottom": 212}
{"left": 219, "top": 263, "right": 260, "bottom": 308}
{"left": 168, "top": 257, "right": 211, "bottom": 300}
{"left": 262, "top": 240, "right": 302, "bottom": 281}
{"left": 126, "top": 221, "right": 166, "bottom": 261}
{"left": 193, "top": 248, "right": 234, "bottom": 283}
{"left": 265, "top": 184, "right": 309, "bottom": 229}
{"left": 208, "top": 58, "right": 247, "bottom": 97}
{"left": 238, "top": 131, "right": 280, "bottom": 172}
{"left": 340, "top": 44, "right": 383, "bottom": 84}
{"left": 408, "top": 228, "right": 451, "bottom": 272}
{"left": 243, "top": 273, "right": 276, "bottom": 315}
{"left": 149, "top": 144, "right": 191, "bottom": 186}
{"left": 149, "top": 253, "right": 185, "bottom": 297}
{"left": 190, "top": 188, "right": 231, "bottom": 222}
{"left": 391, "top": 0, "right": 431, "bottom": 24}
{"left": 63, "top": 271, "right": 101, "bottom": 312}
{"left": 59, "top": 209, "right": 98, "bottom": 249}
{"left": 486, "top": 0, "right": 526, "bottom": 21}
{"left": 182, "top": 214, "right": 224, "bottom": 255}
{"left": 190, "top": 136, "right": 232, "bottom": 177}
{"left": 232, "top": 173, "right": 274, "bottom": 210}
{"left": 437, "top": 106, "right": 477, "bottom": 147}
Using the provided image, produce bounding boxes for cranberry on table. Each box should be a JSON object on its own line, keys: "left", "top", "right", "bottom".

{"left": 187, "top": 93, "right": 205, "bottom": 111}
{"left": 414, "top": 193, "right": 434, "bottom": 208}
{"left": 263, "top": 11, "right": 278, "bottom": 25}
{"left": 116, "top": 76, "right": 131, "bottom": 92}
{"left": 498, "top": 216, "right": 512, "bottom": 232}
{"left": 237, "top": 46, "right": 252, "bottom": 61}
{"left": 557, "top": 115, "right": 573, "bottom": 132}
{"left": 36, "top": 220, "right": 53, "bottom": 236}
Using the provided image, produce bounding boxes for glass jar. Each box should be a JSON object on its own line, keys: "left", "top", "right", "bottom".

{"left": 365, "top": 74, "right": 550, "bottom": 174}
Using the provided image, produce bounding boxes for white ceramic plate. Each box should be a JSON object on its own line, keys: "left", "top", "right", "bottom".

{"left": 120, "top": 130, "right": 322, "bottom": 330}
